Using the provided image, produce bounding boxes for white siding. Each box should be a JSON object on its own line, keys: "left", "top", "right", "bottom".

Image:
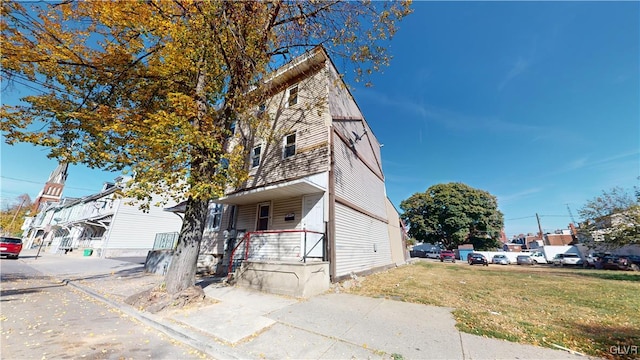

{"left": 334, "top": 203, "right": 392, "bottom": 277}
{"left": 333, "top": 120, "right": 383, "bottom": 179}
{"left": 105, "top": 200, "right": 183, "bottom": 250}
{"left": 333, "top": 134, "right": 387, "bottom": 219}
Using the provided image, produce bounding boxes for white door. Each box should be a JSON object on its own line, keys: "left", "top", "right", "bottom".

{"left": 302, "top": 194, "right": 324, "bottom": 259}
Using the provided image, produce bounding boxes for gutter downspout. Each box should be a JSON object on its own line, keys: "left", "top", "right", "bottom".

{"left": 328, "top": 130, "right": 337, "bottom": 282}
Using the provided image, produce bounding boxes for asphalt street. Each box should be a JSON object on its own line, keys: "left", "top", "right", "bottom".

{"left": 0, "top": 258, "right": 208, "bottom": 360}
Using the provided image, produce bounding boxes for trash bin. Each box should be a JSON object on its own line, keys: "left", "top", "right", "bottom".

{"left": 83, "top": 249, "right": 93, "bottom": 256}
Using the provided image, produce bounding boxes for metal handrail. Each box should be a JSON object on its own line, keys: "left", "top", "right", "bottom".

{"left": 227, "top": 229, "right": 326, "bottom": 280}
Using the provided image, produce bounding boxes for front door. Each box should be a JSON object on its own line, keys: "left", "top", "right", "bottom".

{"left": 302, "top": 194, "right": 324, "bottom": 259}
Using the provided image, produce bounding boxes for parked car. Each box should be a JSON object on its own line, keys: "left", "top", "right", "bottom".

{"left": 440, "top": 250, "right": 456, "bottom": 263}
{"left": 425, "top": 248, "right": 441, "bottom": 259}
{"left": 491, "top": 254, "right": 510, "bottom": 265}
{"left": 0, "top": 236, "right": 23, "bottom": 259}
{"left": 468, "top": 253, "right": 489, "bottom": 266}
{"left": 528, "top": 251, "right": 548, "bottom": 264}
{"left": 601, "top": 255, "right": 640, "bottom": 271}
{"left": 409, "top": 244, "right": 428, "bottom": 258}
{"left": 552, "top": 253, "right": 583, "bottom": 267}
{"left": 516, "top": 255, "right": 534, "bottom": 265}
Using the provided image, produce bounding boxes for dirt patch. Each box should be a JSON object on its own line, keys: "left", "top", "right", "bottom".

{"left": 125, "top": 285, "right": 208, "bottom": 314}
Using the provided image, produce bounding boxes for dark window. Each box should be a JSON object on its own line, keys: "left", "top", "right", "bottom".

{"left": 251, "top": 145, "right": 261, "bottom": 168}
{"left": 257, "top": 204, "right": 269, "bottom": 230}
{"left": 288, "top": 85, "right": 298, "bottom": 107}
{"left": 283, "top": 133, "right": 296, "bottom": 158}
{"left": 206, "top": 203, "right": 223, "bottom": 231}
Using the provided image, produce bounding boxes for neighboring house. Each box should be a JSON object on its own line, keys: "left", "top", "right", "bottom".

{"left": 22, "top": 177, "right": 183, "bottom": 258}
{"left": 198, "top": 46, "right": 408, "bottom": 297}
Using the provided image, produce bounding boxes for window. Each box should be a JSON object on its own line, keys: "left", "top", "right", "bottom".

{"left": 251, "top": 145, "right": 261, "bottom": 168}
{"left": 229, "top": 121, "right": 236, "bottom": 136}
{"left": 206, "top": 203, "right": 223, "bottom": 231}
{"left": 283, "top": 132, "right": 296, "bottom": 158}
{"left": 287, "top": 85, "right": 298, "bottom": 107}
{"left": 256, "top": 203, "right": 270, "bottom": 231}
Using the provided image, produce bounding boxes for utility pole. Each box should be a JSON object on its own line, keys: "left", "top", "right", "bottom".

{"left": 536, "top": 213, "right": 547, "bottom": 245}
{"left": 7, "top": 197, "right": 27, "bottom": 235}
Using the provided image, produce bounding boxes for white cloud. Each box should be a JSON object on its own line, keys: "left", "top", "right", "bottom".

{"left": 498, "top": 57, "right": 530, "bottom": 91}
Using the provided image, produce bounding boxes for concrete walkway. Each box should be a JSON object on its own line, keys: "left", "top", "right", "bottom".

{"left": 15, "top": 249, "right": 593, "bottom": 359}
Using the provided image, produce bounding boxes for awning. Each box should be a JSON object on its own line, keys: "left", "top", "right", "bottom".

{"left": 217, "top": 177, "right": 325, "bottom": 205}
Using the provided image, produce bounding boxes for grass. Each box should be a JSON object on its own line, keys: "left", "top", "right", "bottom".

{"left": 343, "top": 261, "right": 640, "bottom": 359}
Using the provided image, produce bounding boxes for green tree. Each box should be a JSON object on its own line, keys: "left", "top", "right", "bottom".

{"left": 1, "top": 1, "right": 412, "bottom": 296}
{"left": 0, "top": 194, "right": 32, "bottom": 237}
{"left": 400, "top": 183, "right": 504, "bottom": 250}
{"left": 578, "top": 186, "right": 639, "bottom": 248}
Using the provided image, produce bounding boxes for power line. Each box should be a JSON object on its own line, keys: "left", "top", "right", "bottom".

{"left": 1, "top": 176, "right": 97, "bottom": 192}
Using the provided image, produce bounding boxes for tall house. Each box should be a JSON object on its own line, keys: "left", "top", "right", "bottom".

{"left": 32, "top": 162, "right": 68, "bottom": 212}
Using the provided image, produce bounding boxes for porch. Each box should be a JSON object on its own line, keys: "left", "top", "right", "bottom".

{"left": 228, "top": 229, "right": 330, "bottom": 298}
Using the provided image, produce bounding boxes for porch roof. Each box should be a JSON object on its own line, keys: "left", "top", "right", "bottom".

{"left": 217, "top": 177, "right": 325, "bottom": 205}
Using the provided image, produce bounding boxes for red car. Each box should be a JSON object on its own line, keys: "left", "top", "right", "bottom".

{"left": 440, "top": 250, "right": 456, "bottom": 263}
{"left": 0, "top": 236, "right": 23, "bottom": 259}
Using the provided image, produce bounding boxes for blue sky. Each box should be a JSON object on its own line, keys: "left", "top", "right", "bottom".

{"left": 1, "top": 1, "right": 638, "bottom": 237}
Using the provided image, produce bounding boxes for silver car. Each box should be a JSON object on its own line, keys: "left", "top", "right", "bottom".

{"left": 492, "top": 254, "right": 510, "bottom": 265}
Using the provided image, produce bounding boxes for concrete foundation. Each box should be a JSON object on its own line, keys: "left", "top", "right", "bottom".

{"left": 236, "top": 261, "right": 330, "bottom": 298}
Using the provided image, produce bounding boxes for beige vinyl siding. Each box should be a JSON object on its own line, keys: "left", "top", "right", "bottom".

{"left": 105, "top": 201, "right": 183, "bottom": 250}
{"left": 239, "top": 67, "right": 331, "bottom": 190}
{"left": 201, "top": 204, "right": 236, "bottom": 255}
{"left": 271, "top": 196, "right": 303, "bottom": 230}
{"left": 327, "top": 63, "right": 363, "bottom": 119}
{"left": 334, "top": 203, "right": 392, "bottom": 277}
{"left": 385, "top": 198, "right": 407, "bottom": 266}
{"left": 234, "top": 197, "right": 305, "bottom": 261}
{"left": 235, "top": 204, "right": 257, "bottom": 233}
{"left": 333, "top": 134, "right": 387, "bottom": 219}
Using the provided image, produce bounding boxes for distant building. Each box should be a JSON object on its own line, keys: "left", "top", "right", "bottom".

{"left": 32, "top": 162, "right": 68, "bottom": 212}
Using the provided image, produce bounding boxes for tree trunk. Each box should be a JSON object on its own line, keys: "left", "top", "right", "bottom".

{"left": 164, "top": 196, "right": 209, "bottom": 294}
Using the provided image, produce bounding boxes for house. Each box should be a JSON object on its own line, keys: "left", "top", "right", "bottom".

{"left": 22, "top": 176, "right": 183, "bottom": 258}
{"left": 197, "top": 47, "right": 408, "bottom": 297}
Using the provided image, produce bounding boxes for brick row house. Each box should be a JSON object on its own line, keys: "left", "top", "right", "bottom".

{"left": 198, "top": 47, "right": 408, "bottom": 297}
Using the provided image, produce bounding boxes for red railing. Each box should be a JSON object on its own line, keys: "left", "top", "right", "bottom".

{"left": 227, "top": 229, "right": 326, "bottom": 279}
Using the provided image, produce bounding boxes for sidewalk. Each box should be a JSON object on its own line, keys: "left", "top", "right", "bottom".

{"left": 17, "top": 249, "right": 592, "bottom": 360}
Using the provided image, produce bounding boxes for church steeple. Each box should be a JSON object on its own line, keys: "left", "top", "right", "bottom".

{"left": 33, "top": 162, "right": 68, "bottom": 212}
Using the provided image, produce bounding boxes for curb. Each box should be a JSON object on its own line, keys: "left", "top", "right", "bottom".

{"left": 63, "top": 279, "right": 248, "bottom": 360}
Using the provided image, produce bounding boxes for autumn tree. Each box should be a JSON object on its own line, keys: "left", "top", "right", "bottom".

{"left": 400, "top": 183, "right": 504, "bottom": 250}
{"left": 578, "top": 186, "right": 640, "bottom": 248}
{"left": 1, "top": 1, "right": 412, "bottom": 296}
{"left": 0, "top": 194, "right": 32, "bottom": 237}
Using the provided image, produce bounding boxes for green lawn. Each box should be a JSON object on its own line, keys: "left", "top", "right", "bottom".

{"left": 343, "top": 261, "right": 640, "bottom": 359}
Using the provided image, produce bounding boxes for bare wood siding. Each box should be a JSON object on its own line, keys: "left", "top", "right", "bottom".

{"left": 106, "top": 202, "right": 183, "bottom": 250}
{"left": 334, "top": 203, "right": 392, "bottom": 277}
{"left": 333, "top": 134, "right": 387, "bottom": 219}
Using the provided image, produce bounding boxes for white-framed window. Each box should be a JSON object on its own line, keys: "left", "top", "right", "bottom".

{"left": 287, "top": 85, "right": 298, "bottom": 107}
{"left": 256, "top": 202, "right": 270, "bottom": 231}
{"left": 251, "top": 144, "right": 262, "bottom": 168}
{"left": 206, "top": 203, "right": 223, "bottom": 231}
{"left": 283, "top": 132, "right": 296, "bottom": 159}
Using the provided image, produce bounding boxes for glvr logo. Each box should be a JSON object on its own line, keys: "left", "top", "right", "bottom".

{"left": 610, "top": 345, "right": 638, "bottom": 355}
